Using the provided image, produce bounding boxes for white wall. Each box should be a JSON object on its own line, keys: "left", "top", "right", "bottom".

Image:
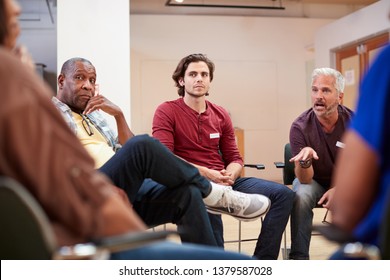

{"left": 130, "top": 15, "right": 332, "bottom": 181}
{"left": 57, "top": 0, "right": 131, "bottom": 130}
{"left": 315, "top": 0, "right": 390, "bottom": 68}
{"left": 18, "top": 0, "right": 387, "bottom": 182}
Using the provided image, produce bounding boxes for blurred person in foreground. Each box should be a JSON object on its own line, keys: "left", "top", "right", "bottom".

{"left": 329, "top": 43, "right": 390, "bottom": 259}
{"left": 0, "top": 0, "right": 252, "bottom": 260}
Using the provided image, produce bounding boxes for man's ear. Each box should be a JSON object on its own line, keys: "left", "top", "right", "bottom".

{"left": 338, "top": 92, "right": 344, "bottom": 104}
{"left": 179, "top": 78, "right": 185, "bottom": 87}
{"left": 57, "top": 74, "right": 65, "bottom": 89}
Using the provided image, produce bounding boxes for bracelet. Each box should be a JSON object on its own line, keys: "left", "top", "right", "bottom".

{"left": 299, "top": 159, "right": 312, "bottom": 169}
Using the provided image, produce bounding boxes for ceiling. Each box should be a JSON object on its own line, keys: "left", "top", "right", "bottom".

{"left": 130, "top": 0, "right": 379, "bottom": 19}
{"left": 18, "top": 0, "right": 57, "bottom": 26}
{"left": 17, "top": 0, "right": 379, "bottom": 25}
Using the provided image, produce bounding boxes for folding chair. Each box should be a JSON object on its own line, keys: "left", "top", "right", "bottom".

{"left": 223, "top": 163, "right": 265, "bottom": 253}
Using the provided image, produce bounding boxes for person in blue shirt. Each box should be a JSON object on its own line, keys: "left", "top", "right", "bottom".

{"left": 330, "top": 43, "right": 390, "bottom": 259}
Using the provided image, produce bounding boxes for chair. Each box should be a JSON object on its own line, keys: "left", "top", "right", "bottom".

{"left": 274, "top": 143, "right": 329, "bottom": 259}
{"left": 0, "top": 176, "right": 176, "bottom": 260}
{"left": 224, "top": 163, "right": 265, "bottom": 253}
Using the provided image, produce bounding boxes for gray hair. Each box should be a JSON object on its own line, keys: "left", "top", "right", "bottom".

{"left": 60, "top": 57, "right": 94, "bottom": 76}
{"left": 312, "top": 68, "right": 345, "bottom": 93}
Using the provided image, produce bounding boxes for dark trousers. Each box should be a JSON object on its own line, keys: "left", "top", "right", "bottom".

{"left": 209, "top": 177, "right": 295, "bottom": 260}
{"left": 99, "top": 134, "right": 217, "bottom": 246}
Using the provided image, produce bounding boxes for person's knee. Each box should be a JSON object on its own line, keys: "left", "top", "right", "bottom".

{"left": 293, "top": 188, "right": 315, "bottom": 209}
{"left": 122, "top": 134, "right": 156, "bottom": 152}
{"left": 271, "top": 184, "right": 295, "bottom": 204}
{"left": 283, "top": 186, "right": 295, "bottom": 199}
{"left": 268, "top": 186, "right": 295, "bottom": 212}
{"left": 285, "top": 188, "right": 295, "bottom": 205}
{"left": 131, "top": 134, "right": 154, "bottom": 147}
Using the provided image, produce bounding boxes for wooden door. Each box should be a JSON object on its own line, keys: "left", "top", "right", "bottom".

{"left": 335, "top": 32, "right": 389, "bottom": 110}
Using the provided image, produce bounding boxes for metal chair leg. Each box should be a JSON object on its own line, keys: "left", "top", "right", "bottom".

{"left": 238, "top": 220, "right": 242, "bottom": 252}
{"left": 225, "top": 217, "right": 263, "bottom": 253}
{"left": 322, "top": 209, "right": 330, "bottom": 224}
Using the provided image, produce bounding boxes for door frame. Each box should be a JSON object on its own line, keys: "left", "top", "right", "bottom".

{"left": 335, "top": 32, "right": 389, "bottom": 80}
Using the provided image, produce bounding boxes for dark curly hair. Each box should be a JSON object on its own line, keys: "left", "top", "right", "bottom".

{"left": 172, "top": 54, "right": 215, "bottom": 97}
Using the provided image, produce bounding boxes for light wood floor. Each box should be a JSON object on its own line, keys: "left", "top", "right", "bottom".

{"left": 222, "top": 207, "right": 338, "bottom": 260}
{"left": 155, "top": 207, "right": 339, "bottom": 260}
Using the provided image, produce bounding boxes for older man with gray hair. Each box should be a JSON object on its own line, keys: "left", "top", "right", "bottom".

{"left": 288, "top": 68, "right": 353, "bottom": 259}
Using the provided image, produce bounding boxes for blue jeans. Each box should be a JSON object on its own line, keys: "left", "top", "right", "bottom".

{"left": 209, "top": 177, "right": 294, "bottom": 260}
{"left": 99, "top": 135, "right": 217, "bottom": 246}
{"left": 110, "top": 241, "right": 253, "bottom": 260}
{"left": 289, "top": 178, "right": 326, "bottom": 260}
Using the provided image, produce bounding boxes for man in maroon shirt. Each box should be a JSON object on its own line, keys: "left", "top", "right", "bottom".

{"left": 153, "top": 53, "right": 295, "bottom": 260}
{"left": 288, "top": 67, "right": 353, "bottom": 259}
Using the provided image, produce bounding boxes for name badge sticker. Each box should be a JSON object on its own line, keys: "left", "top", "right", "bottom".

{"left": 210, "top": 133, "right": 220, "bottom": 139}
{"left": 336, "top": 141, "right": 345, "bottom": 149}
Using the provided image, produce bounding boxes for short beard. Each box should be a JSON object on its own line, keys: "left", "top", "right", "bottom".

{"left": 186, "top": 91, "right": 209, "bottom": 98}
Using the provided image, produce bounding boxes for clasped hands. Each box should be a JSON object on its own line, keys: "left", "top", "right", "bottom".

{"left": 206, "top": 168, "right": 235, "bottom": 186}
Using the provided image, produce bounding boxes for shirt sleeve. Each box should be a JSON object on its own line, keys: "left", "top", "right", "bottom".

{"left": 289, "top": 120, "right": 307, "bottom": 157}
{"left": 152, "top": 102, "right": 176, "bottom": 151}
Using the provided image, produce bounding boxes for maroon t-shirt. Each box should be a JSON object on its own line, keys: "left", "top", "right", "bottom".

{"left": 153, "top": 98, "right": 243, "bottom": 170}
{"left": 289, "top": 105, "right": 353, "bottom": 189}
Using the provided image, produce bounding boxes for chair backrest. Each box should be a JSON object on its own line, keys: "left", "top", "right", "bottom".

{"left": 0, "top": 176, "right": 56, "bottom": 259}
{"left": 283, "top": 143, "right": 295, "bottom": 185}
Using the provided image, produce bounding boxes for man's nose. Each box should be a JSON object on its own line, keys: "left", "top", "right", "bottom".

{"left": 82, "top": 80, "right": 93, "bottom": 90}
{"left": 314, "top": 90, "right": 324, "bottom": 98}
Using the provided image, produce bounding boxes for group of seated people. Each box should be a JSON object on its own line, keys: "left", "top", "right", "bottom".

{"left": 1, "top": 0, "right": 389, "bottom": 260}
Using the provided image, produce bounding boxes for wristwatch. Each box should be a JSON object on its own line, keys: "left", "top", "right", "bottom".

{"left": 299, "top": 158, "right": 312, "bottom": 169}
